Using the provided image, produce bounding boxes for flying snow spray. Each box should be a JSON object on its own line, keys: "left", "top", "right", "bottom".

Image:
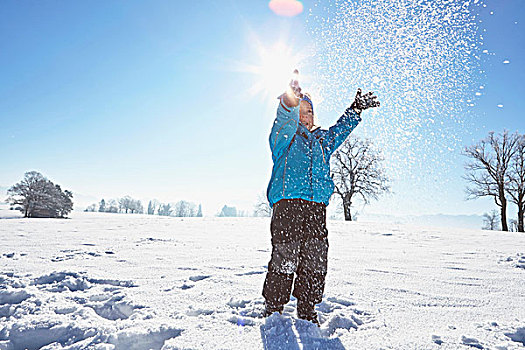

{"left": 306, "top": 0, "right": 486, "bottom": 213}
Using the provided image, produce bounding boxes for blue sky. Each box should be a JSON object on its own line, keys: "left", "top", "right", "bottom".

{"left": 1, "top": 0, "right": 524, "bottom": 217}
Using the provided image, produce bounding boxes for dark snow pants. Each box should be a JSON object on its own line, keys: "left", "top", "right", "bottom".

{"left": 262, "top": 199, "right": 329, "bottom": 306}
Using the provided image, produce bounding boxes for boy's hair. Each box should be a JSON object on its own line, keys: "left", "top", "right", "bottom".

{"left": 302, "top": 93, "right": 314, "bottom": 114}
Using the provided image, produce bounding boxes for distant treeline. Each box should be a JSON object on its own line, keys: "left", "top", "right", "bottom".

{"left": 86, "top": 199, "right": 269, "bottom": 218}
{"left": 85, "top": 198, "right": 203, "bottom": 217}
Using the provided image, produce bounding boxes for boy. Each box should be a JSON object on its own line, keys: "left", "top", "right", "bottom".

{"left": 263, "top": 72, "right": 380, "bottom": 324}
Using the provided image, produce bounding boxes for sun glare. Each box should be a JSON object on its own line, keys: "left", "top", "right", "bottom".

{"left": 256, "top": 43, "right": 298, "bottom": 96}
{"left": 241, "top": 41, "right": 305, "bottom": 101}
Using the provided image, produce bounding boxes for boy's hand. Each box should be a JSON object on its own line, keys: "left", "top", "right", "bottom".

{"left": 350, "top": 89, "right": 380, "bottom": 114}
{"left": 282, "top": 69, "right": 302, "bottom": 107}
{"left": 289, "top": 69, "right": 303, "bottom": 99}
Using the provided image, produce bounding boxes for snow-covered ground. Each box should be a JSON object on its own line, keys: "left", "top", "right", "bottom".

{"left": 1, "top": 206, "right": 525, "bottom": 349}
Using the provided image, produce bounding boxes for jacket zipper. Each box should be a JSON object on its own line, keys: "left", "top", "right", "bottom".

{"left": 310, "top": 138, "right": 313, "bottom": 199}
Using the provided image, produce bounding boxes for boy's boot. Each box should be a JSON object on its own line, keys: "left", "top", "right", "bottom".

{"left": 297, "top": 300, "right": 319, "bottom": 326}
{"left": 263, "top": 301, "right": 284, "bottom": 317}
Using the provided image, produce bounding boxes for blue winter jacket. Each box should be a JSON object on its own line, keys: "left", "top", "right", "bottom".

{"left": 267, "top": 97, "right": 362, "bottom": 207}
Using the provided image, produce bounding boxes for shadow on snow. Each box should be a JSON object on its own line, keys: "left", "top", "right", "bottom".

{"left": 260, "top": 313, "right": 345, "bottom": 350}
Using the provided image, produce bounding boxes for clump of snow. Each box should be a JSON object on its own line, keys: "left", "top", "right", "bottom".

{"left": 89, "top": 295, "right": 144, "bottom": 320}
{"left": 322, "top": 314, "right": 361, "bottom": 335}
{"left": 227, "top": 297, "right": 251, "bottom": 309}
{"left": 326, "top": 297, "right": 355, "bottom": 307}
{"left": 227, "top": 314, "right": 256, "bottom": 327}
{"left": 0, "top": 289, "right": 31, "bottom": 305}
{"left": 107, "top": 326, "right": 183, "bottom": 350}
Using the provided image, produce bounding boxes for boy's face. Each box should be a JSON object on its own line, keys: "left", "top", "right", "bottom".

{"left": 299, "top": 100, "right": 314, "bottom": 131}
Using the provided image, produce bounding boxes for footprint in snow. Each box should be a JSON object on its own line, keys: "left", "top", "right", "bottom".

{"left": 432, "top": 335, "right": 444, "bottom": 345}
{"left": 228, "top": 296, "right": 372, "bottom": 337}
{"left": 188, "top": 275, "right": 211, "bottom": 282}
{"left": 179, "top": 283, "right": 194, "bottom": 290}
{"left": 516, "top": 253, "right": 525, "bottom": 269}
{"left": 504, "top": 327, "right": 525, "bottom": 346}
{"left": 461, "top": 335, "right": 484, "bottom": 349}
{"left": 235, "top": 270, "right": 265, "bottom": 276}
{"left": 31, "top": 271, "right": 136, "bottom": 292}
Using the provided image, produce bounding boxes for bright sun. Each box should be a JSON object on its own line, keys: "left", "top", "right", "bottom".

{"left": 240, "top": 41, "right": 305, "bottom": 101}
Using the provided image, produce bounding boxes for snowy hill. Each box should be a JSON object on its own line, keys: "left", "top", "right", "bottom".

{"left": 1, "top": 210, "right": 524, "bottom": 349}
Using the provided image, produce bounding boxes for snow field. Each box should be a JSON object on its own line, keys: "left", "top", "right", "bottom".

{"left": 1, "top": 209, "right": 525, "bottom": 349}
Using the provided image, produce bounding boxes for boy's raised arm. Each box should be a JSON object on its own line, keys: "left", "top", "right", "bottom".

{"left": 269, "top": 70, "right": 303, "bottom": 160}
{"left": 325, "top": 89, "right": 380, "bottom": 156}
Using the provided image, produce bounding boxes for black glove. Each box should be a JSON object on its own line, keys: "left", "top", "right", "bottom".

{"left": 350, "top": 88, "right": 380, "bottom": 114}
{"left": 289, "top": 69, "right": 303, "bottom": 99}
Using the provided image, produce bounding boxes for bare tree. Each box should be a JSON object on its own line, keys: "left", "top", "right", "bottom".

{"left": 6, "top": 171, "right": 73, "bottom": 218}
{"left": 464, "top": 131, "right": 519, "bottom": 231}
{"left": 117, "top": 196, "right": 142, "bottom": 214}
{"left": 106, "top": 199, "right": 119, "bottom": 213}
{"left": 130, "top": 199, "right": 143, "bottom": 214}
{"left": 482, "top": 210, "right": 500, "bottom": 230}
{"left": 158, "top": 203, "right": 172, "bottom": 216}
{"left": 147, "top": 199, "right": 159, "bottom": 215}
{"left": 6, "top": 171, "right": 46, "bottom": 217}
{"left": 118, "top": 196, "right": 132, "bottom": 213}
{"left": 331, "top": 136, "right": 390, "bottom": 221}
{"left": 173, "top": 200, "right": 189, "bottom": 217}
{"left": 507, "top": 135, "right": 525, "bottom": 232}
{"left": 98, "top": 199, "right": 106, "bottom": 212}
{"left": 173, "top": 200, "right": 197, "bottom": 217}
{"left": 254, "top": 192, "right": 272, "bottom": 217}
